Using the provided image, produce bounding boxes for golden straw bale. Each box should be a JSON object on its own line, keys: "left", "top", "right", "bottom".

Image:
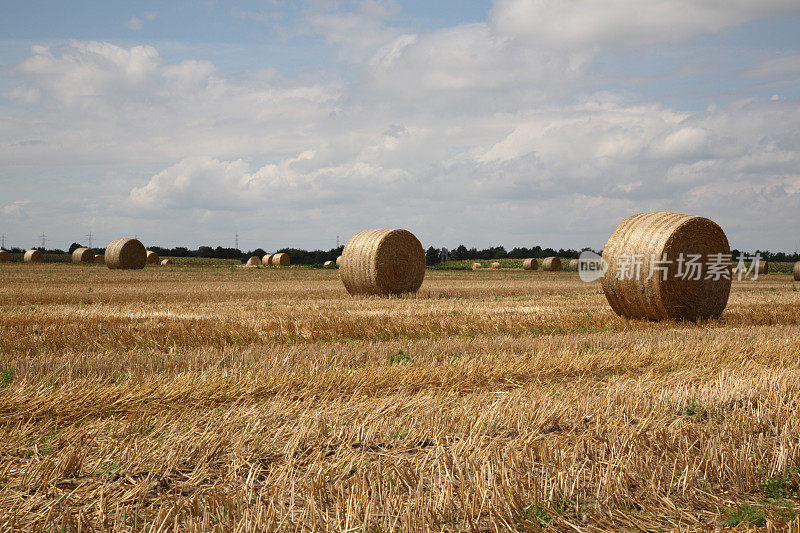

{"left": 601, "top": 212, "right": 731, "bottom": 321}
{"left": 340, "top": 228, "right": 425, "bottom": 296}
{"left": 568, "top": 259, "right": 579, "bottom": 270}
{"left": 160, "top": 259, "right": 173, "bottom": 266}
{"left": 246, "top": 256, "right": 262, "bottom": 267}
{"left": 471, "top": 262, "right": 482, "bottom": 270}
{"left": 522, "top": 258, "right": 538, "bottom": 270}
{"left": 262, "top": 254, "right": 273, "bottom": 266}
{"left": 490, "top": 262, "right": 500, "bottom": 269}
{"left": 336, "top": 255, "right": 342, "bottom": 266}
{"left": 106, "top": 238, "right": 147, "bottom": 270}
{"left": 0, "top": 249, "right": 10, "bottom": 262}
{"left": 270, "top": 253, "right": 290, "bottom": 267}
{"left": 542, "top": 257, "right": 561, "bottom": 271}
{"left": 146, "top": 251, "right": 160, "bottom": 265}
{"left": 794, "top": 261, "right": 800, "bottom": 282}
{"left": 324, "top": 260, "right": 334, "bottom": 267}
{"left": 24, "top": 249, "right": 43, "bottom": 263}
{"left": 71, "top": 247, "right": 95, "bottom": 264}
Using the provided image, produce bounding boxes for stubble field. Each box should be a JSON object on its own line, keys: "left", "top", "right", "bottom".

{"left": 1, "top": 262, "right": 800, "bottom": 531}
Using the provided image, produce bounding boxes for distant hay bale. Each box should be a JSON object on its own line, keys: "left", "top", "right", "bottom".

{"left": 755, "top": 260, "right": 768, "bottom": 275}
{"left": 262, "top": 254, "right": 273, "bottom": 266}
{"left": 146, "top": 251, "right": 160, "bottom": 265}
{"left": 601, "top": 212, "right": 731, "bottom": 321}
{"left": 490, "top": 262, "right": 501, "bottom": 269}
{"left": 94, "top": 254, "right": 105, "bottom": 264}
{"left": 160, "top": 259, "right": 173, "bottom": 266}
{"left": 324, "top": 260, "right": 334, "bottom": 267}
{"left": 246, "top": 256, "right": 262, "bottom": 267}
{"left": 336, "top": 255, "right": 342, "bottom": 266}
{"left": 24, "top": 249, "right": 43, "bottom": 263}
{"left": 71, "top": 247, "right": 95, "bottom": 264}
{"left": 0, "top": 249, "right": 10, "bottom": 263}
{"left": 522, "top": 258, "right": 538, "bottom": 271}
{"left": 105, "top": 238, "right": 146, "bottom": 270}
{"left": 568, "top": 259, "right": 579, "bottom": 271}
{"left": 340, "top": 228, "right": 425, "bottom": 296}
{"left": 794, "top": 261, "right": 800, "bottom": 282}
{"left": 472, "top": 262, "right": 482, "bottom": 270}
{"left": 270, "top": 253, "right": 290, "bottom": 267}
{"left": 542, "top": 257, "right": 561, "bottom": 271}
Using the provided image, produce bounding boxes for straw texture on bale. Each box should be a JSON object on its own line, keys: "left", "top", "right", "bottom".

{"left": 490, "top": 262, "right": 501, "bottom": 269}
{"left": 0, "top": 249, "right": 10, "bottom": 262}
{"left": 160, "top": 259, "right": 173, "bottom": 266}
{"left": 601, "top": 211, "right": 731, "bottom": 321}
{"left": 270, "top": 253, "right": 290, "bottom": 267}
{"left": 146, "top": 251, "right": 160, "bottom": 265}
{"left": 94, "top": 255, "right": 105, "bottom": 264}
{"left": 794, "top": 261, "right": 800, "bottom": 282}
{"left": 471, "top": 263, "right": 482, "bottom": 270}
{"left": 542, "top": 257, "right": 561, "bottom": 271}
{"left": 522, "top": 258, "right": 538, "bottom": 271}
{"left": 105, "top": 238, "right": 146, "bottom": 270}
{"left": 71, "top": 247, "right": 95, "bottom": 264}
{"left": 336, "top": 255, "right": 342, "bottom": 266}
{"left": 324, "top": 260, "right": 334, "bottom": 267}
{"left": 262, "top": 254, "right": 273, "bottom": 266}
{"left": 568, "top": 259, "right": 579, "bottom": 271}
{"left": 340, "top": 228, "right": 425, "bottom": 296}
{"left": 755, "top": 260, "right": 769, "bottom": 275}
{"left": 24, "top": 249, "right": 43, "bottom": 263}
{"left": 246, "top": 256, "right": 262, "bottom": 267}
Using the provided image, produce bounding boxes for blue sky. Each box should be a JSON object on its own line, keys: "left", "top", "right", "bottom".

{"left": 1, "top": 1, "right": 800, "bottom": 252}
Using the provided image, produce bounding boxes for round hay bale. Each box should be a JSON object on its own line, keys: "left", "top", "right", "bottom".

{"left": 324, "top": 260, "right": 334, "bottom": 267}
{"left": 340, "top": 228, "right": 425, "bottom": 296}
{"left": 568, "top": 259, "right": 579, "bottom": 271}
{"left": 270, "top": 253, "right": 290, "bottom": 267}
{"left": 471, "top": 262, "right": 482, "bottom": 270}
{"left": 105, "top": 238, "right": 146, "bottom": 270}
{"left": 490, "top": 262, "right": 501, "bottom": 269}
{"left": 522, "top": 258, "right": 538, "bottom": 271}
{"left": 24, "top": 249, "right": 43, "bottom": 263}
{"left": 601, "top": 212, "right": 731, "bottom": 321}
{"left": 336, "top": 255, "right": 342, "bottom": 267}
{"left": 246, "top": 256, "right": 262, "bottom": 267}
{"left": 160, "top": 259, "right": 173, "bottom": 266}
{"left": 755, "top": 260, "right": 768, "bottom": 275}
{"left": 71, "top": 247, "right": 95, "bottom": 264}
{"left": 94, "top": 254, "right": 105, "bottom": 264}
{"left": 542, "top": 257, "right": 561, "bottom": 271}
{"left": 794, "top": 261, "right": 800, "bottom": 282}
{"left": 262, "top": 254, "right": 273, "bottom": 266}
{"left": 0, "top": 249, "right": 10, "bottom": 263}
{"left": 146, "top": 251, "right": 160, "bottom": 265}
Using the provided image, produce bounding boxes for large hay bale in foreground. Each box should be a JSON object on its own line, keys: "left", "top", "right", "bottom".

{"left": 71, "top": 247, "right": 95, "bottom": 264}
{"left": 246, "top": 256, "right": 262, "bottom": 267}
{"left": 340, "top": 228, "right": 425, "bottom": 296}
{"left": 146, "top": 251, "right": 160, "bottom": 265}
{"left": 270, "top": 253, "right": 290, "bottom": 267}
{"left": 522, "top": 258, "right": 538, "bottom": 271}
{"left": 490, "top": 262, "right": 501, "bottom": 269}
{"left": 161, "top": 259, "right": 173, "bottom": 266}
{"left": 94, "top": 254, "right": 105, "bottom": 264}
{"left": 106, "top": 238, "right": 146, "bottom": 270}
{"left": 0, "top": 249, "right": 10, "bottom": 263}
{"left": 24, "top": 249, "right": 43, "bottom": 263}
{"left": 568, "top": 259, "right": 579, "bottom": 271}
{"left": 542, "top": 257, "right": 561, "bottom": 271}
{"left": 471, "top": 262, "right": 482, "bottom": 270}
{"left": 601, "top": 212, "right": 731, "bottom": 321}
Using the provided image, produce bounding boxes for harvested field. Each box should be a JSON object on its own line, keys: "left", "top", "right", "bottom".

{"left": 1, "top": 261, "right": 800, "bottom": 530}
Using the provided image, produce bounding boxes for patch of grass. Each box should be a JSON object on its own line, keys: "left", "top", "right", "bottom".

{"left": 761, "top": 471, "right": 797, "bottom": 499}
{"left": 388, "top": 350, "right": 412, "bottom": 365}
{"left": 725, "top": 503, "right": 765, "bottom": 527}
{"left": 0, "top": 368, "right": 13, "bottom": 388}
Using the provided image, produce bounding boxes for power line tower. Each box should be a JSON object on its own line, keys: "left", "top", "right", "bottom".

{"left": 336, "top": 233, "right": 340, "bottom": 248}
{"left": 86, "top": 231, "right": 93, "bottom": 249}
{"left": 40, "top": 233, "right": 46, "bottom": 249}
{"left": 235, "top": 232, "right": 239, "bottom": 250}
{"left": 0, "top": 233, "right": 5, "bottom": 249}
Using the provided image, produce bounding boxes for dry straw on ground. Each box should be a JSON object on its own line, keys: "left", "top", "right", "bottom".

{"left": 340, "top": 228, "right": 426, "bottom": 296}
{"left": 568, "top": 259, "right": 579, "bottom": 270}
{"left": 105, "top": 238, "right": 147, "bottom": 270}
{"left": 161, "top": 259, "right": 173, "bottom": 266}
{"left": 601, "top": 211, "right": 732, "bottom": 321}
{"left": 71, "top": 247, "right": 94, "bottom": 264}
{"left": 0, "top": 249, "right": 9, "bottom": 262}
{"left": 794, "top": 261, "right": 800, "bottom": 282}
{"left": 246, "top": 256, "right": 262, "bottom": 267}
{"left": 490, "top": 262, "right": 500, "bottom": 269}
{"left": 24, "top": 249, "right": 43, "bottom": 263}
{"left": 146, "top": 251, "right": 160, "bottom": 265}
{"left": 522, "top": 258, "right": 538, "bottom": 271}
{"left": 542, "top": 257, "right": 561, "bottom": 271}
{"left": 471, "top": 263, "right": 482, "bottom": 270}
{"left": 324, "top": 260, "right": 334, "bottom": 267}
{"left": 270, "top": 253, "right": 290, "bottom": 267}
{"left": 94, "top": 255, "right": 104, "bottom": 264}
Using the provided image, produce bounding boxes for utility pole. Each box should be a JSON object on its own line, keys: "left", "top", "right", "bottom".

{"left": 336, "top": 233, "right": 340, "bottom": 249}
{"left": 0, "top": 233, "right": 5, "bottom": 249}
{"left": 40, "top": 233, "right": 46, "bottom": 249}
{"left": 86, "top": 231, "right": 93, "bottom": 249}
{"left": 235, "top": 232, "right": 239, "bottom": 250}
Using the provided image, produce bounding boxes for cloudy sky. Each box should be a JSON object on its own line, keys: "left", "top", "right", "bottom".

{"left": 2, "top": 1, "right": 800, "bottom": 253}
